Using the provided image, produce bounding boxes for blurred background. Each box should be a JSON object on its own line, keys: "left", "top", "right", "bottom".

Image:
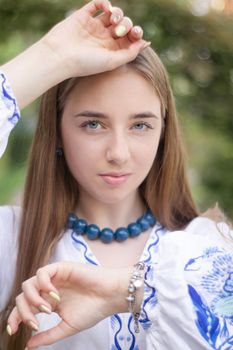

{"left": 0, "top": 0, "right": 232, "bottom": 218}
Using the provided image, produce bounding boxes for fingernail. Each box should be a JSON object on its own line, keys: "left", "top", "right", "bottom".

{"left": 28, "top": 320, "right": 39, "bottom": 332}
{"left": 49, "top": 291, "right": 61, "bottom": 302}
{"left": 134, "top": 26, "right": 142, "bottom": 35}
{"left": 113, "top": 14, "right": 121, "bottom": 24}
{"left": 115, "top": 25, "right": 126, "bottom": 37}
{"left": 6, "top": 324, "right": 12, "bottom": 336}
{"left": 143, "top": 41, "right": 151, "bottom": 49}
{"left": 39, "top": 304, "right": 52, "bottom": 314}
{"left": 109, "top": 4, "right": 114, "bottom": 13}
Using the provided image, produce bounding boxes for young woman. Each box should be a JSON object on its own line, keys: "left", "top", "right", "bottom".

{"left": 0, "top": 0, "right": 232, "bottom": 349}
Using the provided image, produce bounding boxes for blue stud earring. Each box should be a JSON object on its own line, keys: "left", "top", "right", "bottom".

{"left": 56, "top": 147, "right": 63, "bottom": 157}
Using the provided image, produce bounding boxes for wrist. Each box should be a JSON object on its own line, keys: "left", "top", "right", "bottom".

{"left": 36, "top": 38, "right": 70, "bottom": 82}
{"left": 109, "top": 266, "right": 144, "bottom": 315}
{"left": 40, "top": 33, "right": 72, "bottom": 81}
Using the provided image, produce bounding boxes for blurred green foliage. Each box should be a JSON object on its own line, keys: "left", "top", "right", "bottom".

{"left": 0, "top": 0, "right": 232, "bottom": 217}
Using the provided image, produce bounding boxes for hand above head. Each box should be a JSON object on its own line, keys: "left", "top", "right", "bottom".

{"left": 43, "top": 0, "right": 149, "bottom": 78}
{"left": 1, "top": 0, "right": 150, "bottom": 109}
{"left": 6, "top": 262, "right": 133, "bottom": 348}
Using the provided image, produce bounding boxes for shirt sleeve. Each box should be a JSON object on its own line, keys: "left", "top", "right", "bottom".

{"left": 0, "top": 206, "right": 21, "bottom": 312}
{"left": 140, "top": 217, "right": 233, "bottom": 350}
{"left": 0, "top": 71, "right": 21, "bottom": 158}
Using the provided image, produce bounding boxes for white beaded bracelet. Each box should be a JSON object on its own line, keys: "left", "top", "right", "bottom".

{"left": 126, "top": 261, "right": 145, "bottom": 333}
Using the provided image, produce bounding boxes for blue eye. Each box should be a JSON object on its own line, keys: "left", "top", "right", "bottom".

{"left": 81, "top": 120, "right": 101, "bottom": 129}
{"left": 132, "top": 123, "right": 152, "bottom": 131}
{"left": 87, "top": 121, "right": 100, "bottom": 129}
{"left": 134, "top": 123, "right": 145, "bottom": 129}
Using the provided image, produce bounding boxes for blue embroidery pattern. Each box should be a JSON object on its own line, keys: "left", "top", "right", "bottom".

{"left": 139, "top": 225, "right": 166, "bottom": 331}
{"left": 127, "top": 315, "right": 140, "bottom": 350}
{"left": 110, "top": 314, "right": 123, "bottom": 350}
{"left": 142, "top": 225, "right": 166, "bottom": 264}
{"left": 71, "top": 231, "right": 98, "bottom": 266}
{"left": 185, "top": 247, "right": 225, "bottom": 272}
{"left": 0, "top": 72, "right": 20, "bottom": 126}
{"left": 139, "top": 265, "right": 156, "bottom": 331}
{"left": 70, "top": 222, "right": 167, "bottom": 349}
{"left": 187, "top": 248, "right": 233, "bottom": 349}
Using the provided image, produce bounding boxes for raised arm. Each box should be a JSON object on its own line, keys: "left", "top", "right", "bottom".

{"left": 0, "top": 0, "right": 149, "bottom": 110}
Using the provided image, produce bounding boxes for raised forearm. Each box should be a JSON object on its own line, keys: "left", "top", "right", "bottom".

{"left": 0, "top": 39, "right": 68, "bottom": 110}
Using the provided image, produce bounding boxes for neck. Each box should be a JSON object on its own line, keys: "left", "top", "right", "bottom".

{"left": 75, "top": 190, "right": 146, "bottom": 230}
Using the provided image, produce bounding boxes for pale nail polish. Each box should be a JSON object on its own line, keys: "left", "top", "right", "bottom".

{"left": 39, "top": 304, "right": 52, "bottom": 314}
{"left": 6, "top": 324, "right": 12, "bottom": 336}
{"left": 109, "top": 4, "right": 114, "bottom": 13}
{"left": 28, "top": 320, "right": 39, "bottom": 332}
{"left": 113, "top": 14, "right": 121, "bottom": 24}
{"left": 49, "top": 291, "right": 61, "bottom": 302}
{"left": 134, "top": 26, "right": 142, "bottom": 34}
{"left": 115, "top": 25, "right": 126, "bottom": 37}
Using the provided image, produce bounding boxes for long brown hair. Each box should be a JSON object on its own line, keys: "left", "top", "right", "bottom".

{"left": 0, "top": 47, "right": 198, "bottom": 349}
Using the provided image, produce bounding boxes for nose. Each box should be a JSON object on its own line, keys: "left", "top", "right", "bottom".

{"left": 106, "top": 131, "right": 130, "bottom": 165}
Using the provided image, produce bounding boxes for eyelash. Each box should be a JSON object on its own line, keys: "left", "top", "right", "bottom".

{"left": 133, "top": 122, "right": 153, "bottom": 131}
{"left": 81, "top": 120, "right": 102, "bottom": 129}
{"left": 80, "top": 120, "right": 154, "bottom": 131}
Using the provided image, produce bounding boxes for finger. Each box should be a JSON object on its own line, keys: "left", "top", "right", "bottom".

{"left": 111, "top": 16, "right": 133, "bottom": 38}
{"left": 7, "top": 306, "right": 23, "bottom": 335}
{"left": 26, "top": 320, "right": 76, "bottom": 348}
{"left": 36, "top": 265, "right": 60, "bottom": 298}
{"left": 95, "top": 6, "right": 123, "bottom": 27}
{"left": 127, "top": 26, "right": 144, "bottom": 43}
{"left": 82, "top": 0, "right": 112, "bottom": 17}
{"left": 108, "top": 39, "right": 151, "bottom": 69}
{"left": 15, "top": 293, "right": 39, "bottom": 332}
{"left": 22, "top": 278, "right": 52, "bottom": 315}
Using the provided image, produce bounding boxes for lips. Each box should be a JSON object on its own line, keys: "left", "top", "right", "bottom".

{"left": 99, "top": 173, "right": 131, "bottom": 186}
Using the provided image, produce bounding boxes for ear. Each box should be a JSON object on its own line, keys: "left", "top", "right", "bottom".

{"left": 56, "top": 136, "right": 63, "bottom": 148}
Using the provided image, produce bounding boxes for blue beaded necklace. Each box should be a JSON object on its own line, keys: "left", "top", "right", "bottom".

{"left": 67, "top": 209, "right": 156, "bottom": 243}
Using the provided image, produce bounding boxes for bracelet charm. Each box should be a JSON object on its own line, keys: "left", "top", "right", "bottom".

{"left": 126, "top": 261, "right": 145, "bottom": 333}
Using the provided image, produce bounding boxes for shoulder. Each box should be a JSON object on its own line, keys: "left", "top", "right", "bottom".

{"left": 0, "top": 204, "right": 22, "bottom": 219}
{"left": 184, "top": 216, "right": 231, "bottom": 238}
{"left": 0, "top": 204, "right": 22, "bottom": 254}
{"left": 185, "top": 216, "right": 232, "bottom": 252}
{"left": 0, "top": 205, "right": 22, "bottom": 233}
{"left": 0, "top": 205, "right": 22, "bottom": 255}
{"left": 158, "top": 216, "right": 232, "bottom": 264}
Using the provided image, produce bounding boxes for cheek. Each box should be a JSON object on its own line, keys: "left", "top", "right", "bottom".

{"left": 63, "top": 139, "right": 92, "bottom": 171}
{"left": 61, "top": 129, "right": 102, "bottom": 177}
{"left": 136, "top": 133, "right": 161, "bottom": 166}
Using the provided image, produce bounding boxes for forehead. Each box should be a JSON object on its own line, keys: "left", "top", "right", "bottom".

{"left": 64, "top": 67, "right": 161, "bottom": 115}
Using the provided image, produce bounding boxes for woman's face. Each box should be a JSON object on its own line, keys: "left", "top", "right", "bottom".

{"left": 61, "top": 67, "right": 162, "bottom": 205}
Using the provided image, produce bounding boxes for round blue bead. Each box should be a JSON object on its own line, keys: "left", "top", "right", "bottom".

{"left": 67, "top": 213, "right": 77, "bottom": 229}
{"left": 100, "top": 228, "right": 114, "bottom": 243}
{"left": 74, "top": 219, "right": 87, "bottom": 234}
{"left": 137, "top": 217, "right": 150, "bottom": 231}
{"left": 115, "top": 227, "right": 129, "bottom": 242}
{"left": 128, "top": 223, "right": 141, "bottom": 237}
{"left": 86, "top": 224, "right": 100, "bottom": 240}
{"left": 144, "top": 211, "right": 156, "bottom": 226}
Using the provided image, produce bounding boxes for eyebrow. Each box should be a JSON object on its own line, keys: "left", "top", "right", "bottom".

{"left": 73, "top": 110, "right": 160, "bottom": 120}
